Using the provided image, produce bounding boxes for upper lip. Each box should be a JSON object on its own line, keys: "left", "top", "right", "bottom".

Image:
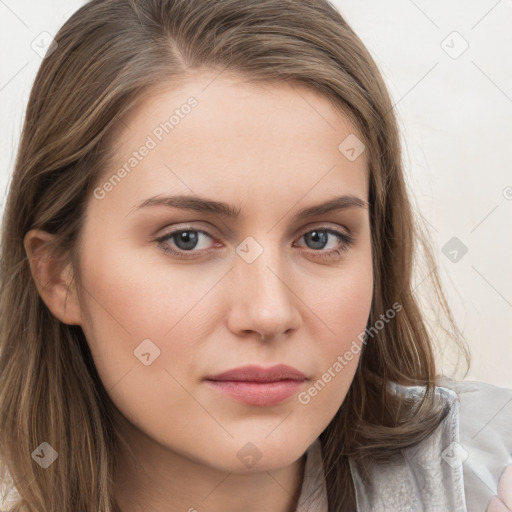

{"left": 205, "top": 364, "right": 307, "bottom": 382}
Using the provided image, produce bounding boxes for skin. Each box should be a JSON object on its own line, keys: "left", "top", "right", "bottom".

{"left": 487, "top": 464, "right": 512, "bottom": 511}
{"left": 25, "top": 70, "right": 373, "bottom": 512}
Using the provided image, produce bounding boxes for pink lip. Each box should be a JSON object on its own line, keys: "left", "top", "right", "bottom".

{"left": 205, "top": 364, "right": 307, "bottom": 382}
{"left": 204, "top": 364, "right": 308, "bottom": 407}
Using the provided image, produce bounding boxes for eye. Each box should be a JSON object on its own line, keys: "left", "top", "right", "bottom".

{"left": 155, "top": 224, "right": 355, "bottom": 260}
{"left": 155, "top": 227, "right": 217, "bottom": 259}
{"left": 294, "top": 226, "right": 355, "bottom": 260}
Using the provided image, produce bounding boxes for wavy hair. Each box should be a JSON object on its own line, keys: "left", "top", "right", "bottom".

{"left": 0, "top": 0, "right": 469, "bottom": 510}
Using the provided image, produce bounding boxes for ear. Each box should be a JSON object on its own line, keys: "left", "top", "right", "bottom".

{"left": 23, "top": 229, "right": 82, "bottom": 326}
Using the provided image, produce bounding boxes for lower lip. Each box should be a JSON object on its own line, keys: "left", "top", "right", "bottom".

{"left": 205, "top": 379, "right": 306, "bottom": 406}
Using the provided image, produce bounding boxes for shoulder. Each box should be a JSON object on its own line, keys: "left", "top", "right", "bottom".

{"left": 436, "top": 376, "right": 512, "bottom": 512}
{"left": 349, "top": 377, "right": 511, "bottom": 511}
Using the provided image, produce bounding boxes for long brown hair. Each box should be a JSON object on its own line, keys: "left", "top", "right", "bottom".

{"left": 0, "top": 0, "right": 469, "bottom": 510}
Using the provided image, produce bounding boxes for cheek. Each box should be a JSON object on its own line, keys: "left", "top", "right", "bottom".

{"left": 310, "top": 256, "right": 373, "bottom": 343}
{"left": 298, "top": 260, "right": 373, "bottom": 411}
{"left": 76, "top": 250, "right": 221, "bottom": 439}
{"left": 76, "top": 240, "right": 225, "bottom": 391}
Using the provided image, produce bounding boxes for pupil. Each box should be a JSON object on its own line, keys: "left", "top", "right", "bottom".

{"left": 175, "top": 231, "right": 198, "bottom": 250}
{"left": 307, "top": 230, "right": 327, "bottom": 250}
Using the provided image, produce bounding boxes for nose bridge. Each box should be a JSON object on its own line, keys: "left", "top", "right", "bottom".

{"left": 229, "top": 235, "right": 300, "bottom": 338}
{"left": 237, "top": 239, "right": 289, "bottom": 305}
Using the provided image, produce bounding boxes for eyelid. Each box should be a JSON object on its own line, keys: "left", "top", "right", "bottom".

{"left": 158, "top": 219, "right": 223, "bottom": 237}
{"left": 155, "top": 221, "right": 352, "bottom": 244}
{"left": 291, "top": 221, "right": 352, "bottom": 239}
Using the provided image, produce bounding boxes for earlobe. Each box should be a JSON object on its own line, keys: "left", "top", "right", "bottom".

{"left": 23, "top": 229, "right": 82, "bottom": 326}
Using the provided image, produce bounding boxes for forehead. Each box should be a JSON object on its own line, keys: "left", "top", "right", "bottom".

{"left": 95, "top": 72, "right": 369, "bottom": 215}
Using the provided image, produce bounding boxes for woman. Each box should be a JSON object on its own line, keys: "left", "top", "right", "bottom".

{"left": 0, "top": 0, "right": 510, "bottom": 511}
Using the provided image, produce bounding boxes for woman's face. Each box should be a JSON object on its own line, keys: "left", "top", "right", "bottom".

{"left": 76, "top": 71, "right": 373, "bottom": 472}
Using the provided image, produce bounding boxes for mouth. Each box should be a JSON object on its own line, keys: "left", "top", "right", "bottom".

{"left": 204, "top": 364, "right": 308, "bottom": 406}
{"left": 205, "top": 364, "right": 308, "bottom": 407}
{"left": 204, "top": 379, "right": 306, "bottom": 407}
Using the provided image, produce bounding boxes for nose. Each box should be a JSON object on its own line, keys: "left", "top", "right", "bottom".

{"left": 226, "top": 245, "right": 302, "bottom": 341}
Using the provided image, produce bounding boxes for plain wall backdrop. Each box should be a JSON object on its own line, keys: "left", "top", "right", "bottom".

{"left": 1, "top": 0, "right": 511, "bottom": 387}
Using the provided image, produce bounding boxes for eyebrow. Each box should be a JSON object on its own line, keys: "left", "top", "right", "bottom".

{"left": 129, "top": 193, "right": 369, "bottom": 221}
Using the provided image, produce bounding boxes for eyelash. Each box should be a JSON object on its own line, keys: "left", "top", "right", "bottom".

{"left": 155, "top": 224, "right": 355, "bottom": 261}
